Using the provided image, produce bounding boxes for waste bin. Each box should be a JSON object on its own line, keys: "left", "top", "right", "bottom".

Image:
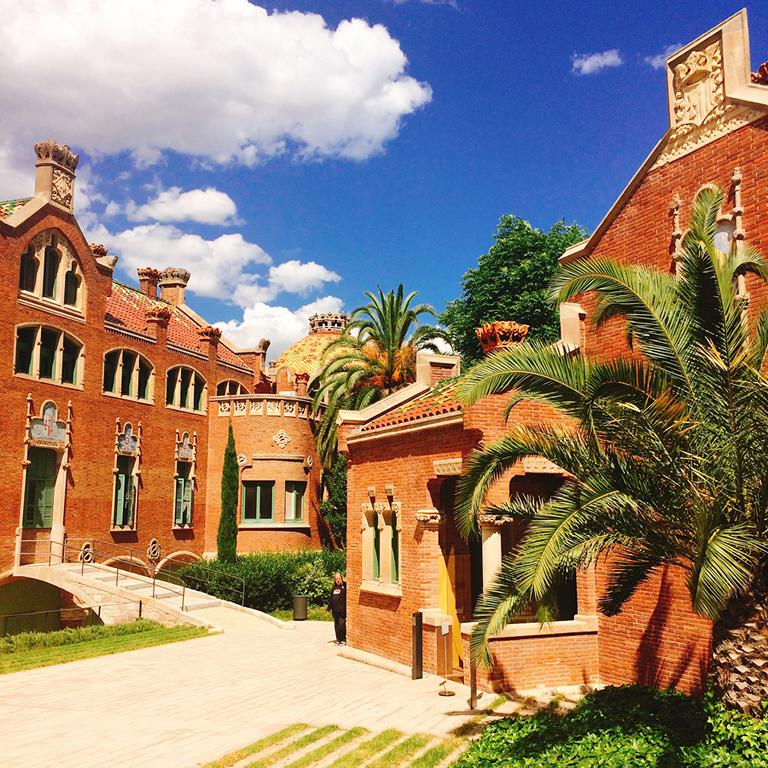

{"left": 292, "top": 595, "right": 308, "bottom": 621}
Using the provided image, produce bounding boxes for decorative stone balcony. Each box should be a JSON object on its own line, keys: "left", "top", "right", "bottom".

{"left": 210, "top": 394, "right": 316, "bottom": 419}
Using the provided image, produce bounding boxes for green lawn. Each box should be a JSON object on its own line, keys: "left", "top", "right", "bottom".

{"left": 0, "top": 619, "right": 208, "bottom": 674}
{"left": 269, "top": 606, "right": 333, "bottom": 622}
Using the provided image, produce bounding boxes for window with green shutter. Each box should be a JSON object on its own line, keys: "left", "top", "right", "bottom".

{"left": 174, "top": 461, "right": 193, "bottom": 526}
{"left": 23, "top": 448, "right": 57, "bottom": 528}
{"left": 285, "top": 481, "right": 306, "bottom": 521}
{"left": 113, "top": 455, "right": 136, "bottom": 528}
{"left": 242, "top": 481, "right": 274, "bottom": 523}
{"left": 373, "top": 521, "right": 381, "bottom": 580}
{"left": 391, "top": 511, "right": 400, "bottom": 584}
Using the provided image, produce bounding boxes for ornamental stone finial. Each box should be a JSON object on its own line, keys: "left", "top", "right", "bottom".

{"left": 34, "top": 139, "right": 79, "bottom": 212}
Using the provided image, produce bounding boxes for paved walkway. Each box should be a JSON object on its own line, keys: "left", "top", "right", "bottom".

{"left": 0, "top": 607, "right": 479, "bottom": 768}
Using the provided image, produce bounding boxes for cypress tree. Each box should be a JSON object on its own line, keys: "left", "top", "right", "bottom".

{"left": 217, "top": 423, "right": 238, "bottom": 563}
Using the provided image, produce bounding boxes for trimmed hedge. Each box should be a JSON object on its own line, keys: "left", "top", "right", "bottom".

{"left": 456, "top": 685, "right": 768, "bottom": 768}
{"left": 179, "top": 550, "right": 346, "bottom": 613}
{"left": 0, "top": 619, "right": 163, "bottom": 654}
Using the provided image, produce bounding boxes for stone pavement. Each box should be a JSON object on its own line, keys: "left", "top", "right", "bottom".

{"left": 0, "top": 607, "right": 481, "bottom": 768}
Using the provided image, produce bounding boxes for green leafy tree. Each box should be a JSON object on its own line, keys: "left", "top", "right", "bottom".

{"left": 312, "top": 284, "right": 448, "bottom": 469}
{"left": 441, "top": 215, "right": 586, "bottom": 364}
{"left": 456, "top": 187, "right": 768, "bottom": 714}
{"left": 217, "top": 423, "right": 239, "bottom": 563}
{"left": 319, "top": 453, "right": 348, "bottom": 549}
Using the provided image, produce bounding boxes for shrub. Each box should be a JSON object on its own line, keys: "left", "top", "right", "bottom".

{"left": 180, "top": 550, "right": 346, "bottom": 613}
{"left": 0, "top": 619, "right": 162, "bottom": 654}
{"left": 455, "top": 685, "right": 768, "bottom": 768}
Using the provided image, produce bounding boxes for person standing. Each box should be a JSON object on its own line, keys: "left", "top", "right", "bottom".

{"left": 327, "top": 572, "right": 346, "bottom": 644}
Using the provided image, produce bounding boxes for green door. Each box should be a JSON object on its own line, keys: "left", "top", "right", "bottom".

{"left": 23, "top": 448, "right": 57, "bottom": 528}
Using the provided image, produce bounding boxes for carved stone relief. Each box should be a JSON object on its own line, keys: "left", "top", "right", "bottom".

{"left": 272, "top": 429, "right": 291, "bottom": 450}
{"left": 51, "top": 168, "right": 74, "bottom": 209}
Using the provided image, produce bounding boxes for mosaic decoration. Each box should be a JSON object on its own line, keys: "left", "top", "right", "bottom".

{"left": 117, "top": 423, "right": 138, "bottom": 455}
{"left": 237, "top": 453, "right": 248, "bottom": 467}
{"left": 29, "top": 402, "right": 67, "bottom": 448}
{"left": 177, "top": 433, "right": 195, "bottom": 461}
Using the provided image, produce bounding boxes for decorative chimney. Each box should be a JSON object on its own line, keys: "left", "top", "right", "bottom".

{"left": 475, "top": 321, "right": 530, "bottom": 355}
{"left": 236, "top": 339, "right": 271, "bottom": 392}
{"left": 90, "top": 243, "right": 117, "bottom": 271}
{"left": 34, "top": 139, "right": 79, "bottom": 213}
{"left": 295, "top": 372, "right": 310, "bottom": 398}
{"left": 197, "top": 326, "right": 221, "bottom": 363}
{"left": 309, "top": 312, "right": 350, "bottom": 334}
{"left": 158, "top": 267, "right": 191, "bottom": 306}
{"left": 137, "top": 268, "right": 161, "bottom": 299}
{"left": 145, "top": 306, "right": 172, "bottom": 347}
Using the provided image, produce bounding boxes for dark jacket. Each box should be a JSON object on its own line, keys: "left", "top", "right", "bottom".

{"left": 328, "top": 581, "right": 346, "bottom": 617}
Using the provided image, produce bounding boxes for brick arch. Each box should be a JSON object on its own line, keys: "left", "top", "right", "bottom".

{"left": 156, "top": 550, "right": 201, "bottom": 571}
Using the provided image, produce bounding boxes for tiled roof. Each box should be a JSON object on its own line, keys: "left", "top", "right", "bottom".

{"left": 105, "top": 283, "right": 250, "bottom": 371}
{"left": 0, "top": 197, "right": 32, "bottom": 219}
{"left": 360, "top": 377, "right": 463, "bottom": 432}
{"left": 273, "top": 331, "right": 343, "bottom": 379}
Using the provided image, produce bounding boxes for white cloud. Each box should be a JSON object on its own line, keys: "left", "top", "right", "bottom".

{"left": 90, "top": 223, "right": 271, "bottom": 300}
{"left": 389, "top": 0, "right": 459, "bottom": 7}
{"left": 644, "top": 44, "right": 682, "bottom": 70}
{"left": 268, "top": 260, "right": 341, "bottom": 295}
{"left": 0, "top": 0, "right": 432, "bottom": 182}
{"left": 125, "top": 187, "right": 238, "bottom": 225}
{"left": 571, "top": 49, "right": 623, "bottom": 76}
{"left": 218, "top": 295, "right": 345, "bottom": 357}
{"left": 89, "top": 220, "right": 342, "bottom": 315}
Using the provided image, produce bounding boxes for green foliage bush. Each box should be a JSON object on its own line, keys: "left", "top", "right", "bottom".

{"left": 0, "top": 619, "right": 162, "bottom": 654}
{"left": 180, "top": 550, "right": 346, "bottom": 613}
{"left": 455, "top": 685, "right": 768, "bottom": 768}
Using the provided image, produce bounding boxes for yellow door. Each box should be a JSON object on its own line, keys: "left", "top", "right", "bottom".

{"left": 438, "top": 551, "right": 463, "bottom": 670}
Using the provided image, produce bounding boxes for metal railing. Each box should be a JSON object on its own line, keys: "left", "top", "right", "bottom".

{"left": 16, "top": 537, "right": 246, "bottom": 608}
{"left": 18, "top": 538, "right": 188, "bottom": 610}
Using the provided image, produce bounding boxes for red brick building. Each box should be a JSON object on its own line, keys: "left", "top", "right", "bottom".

{"left": 339, "top": 10, "right": 767, "bottom": 694}
{"left": 0, "top": 141, "right": 336, "bottom": 610}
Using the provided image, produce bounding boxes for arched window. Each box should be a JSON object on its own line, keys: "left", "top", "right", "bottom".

{"left": 216, "top": 379, "right": 248, "bottom": 396}
{"left": 19, "top": 249, "right": 38, "bottom": 293}
{"left": 103, "top": 349, "right": 154, "bottom": 402}
{"left": 63, "top": 267, "right": 81, "bottom": 307}
{"left": 165, "top": 366, "right": 207, "bottom": 413}
{"left": 18, "top": 230, "right": 84, "bottom": 313}
{"left": 42, "top": 246, "right": 59, "bottom": 299}
{"left": 714, "top": 220, "right": 736, "bottom": 254}
{"left": 14, "top": 325, "right": 83, "bottom": 386}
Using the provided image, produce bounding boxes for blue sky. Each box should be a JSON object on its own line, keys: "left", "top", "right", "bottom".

{"left": 2, "top": 1, "right": 767, "bottom": 355}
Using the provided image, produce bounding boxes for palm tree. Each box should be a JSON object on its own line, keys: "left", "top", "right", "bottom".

{"left": 455, "top": 186, "right": 768, "bottom": 714}
{"left": 312, "top": 284, "right": 448, "bottom": 469}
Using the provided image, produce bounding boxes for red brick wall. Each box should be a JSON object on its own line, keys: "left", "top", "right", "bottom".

{"left": 462, "top": 630, "right": 600, "bottom": 692}
{"left": 205, "top": 399, "right": 322, "bottom": 553}
{"left": 569, "top": 119, "right": 768, "bottom": 691}
{"left": 0, "top": 207, "right": 254, "bottom": 572}
{"left": 595, "top": 562, "right": 712, "bottom": 694}
{"left": 346, "top": 422, "right": 478, "bottom": 668}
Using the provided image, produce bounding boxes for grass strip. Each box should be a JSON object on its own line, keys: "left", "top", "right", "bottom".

{"left": 202, "top": 724, "right": 311, "bottom": 768}
{"left": 243, "top": 725, "right": 339, "bottom": 768}
{"left": 0, "top": 625, "right": 207, "bottom": 674}
{"left": 325, "top": 728, "right": 404, "bottom": 768}
{"left": 283, "top": 727, "right": 367, "bottom": 768}
{"left": 410, "top": 738, "right": 464, "bottom": 768}
{"left": 366, "top": 734, "right": 432, "bottom": 768}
